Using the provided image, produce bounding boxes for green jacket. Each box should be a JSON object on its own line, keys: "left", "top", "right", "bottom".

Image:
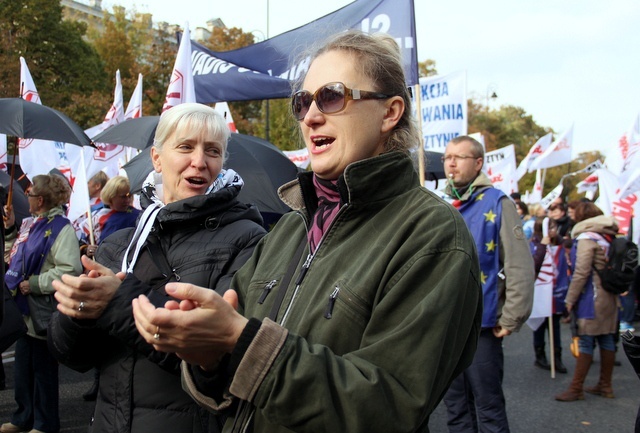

{"left": 5, "top": 206, "right": 82, "bottom": 339}
{"left": 184, "top": 151, "right": 482, "bottom": 433}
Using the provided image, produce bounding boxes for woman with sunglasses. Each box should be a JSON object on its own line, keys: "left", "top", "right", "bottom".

{"left": 131, "top": 31, "right": 482, "bottom": 433}
{"left": 2, "top": 174, "right": 82, "bottom": 433}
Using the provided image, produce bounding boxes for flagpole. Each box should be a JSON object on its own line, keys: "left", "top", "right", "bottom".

{"left": 80, "top": 151, "right": 96, "bottom": 247}
{"left": 414, "top": 84, "right": 425, "bottom": 186}
{"left": 264, "top": 0, "right": 270, "bottom": 143}
{"left": 548, "top": 316, "right": 556, "bottom": 379}
{"left": 6, "top": 137, "right": 17, "bottom": 218}
{"left": 541, "top": 168, "right": 547, "bottom": 197}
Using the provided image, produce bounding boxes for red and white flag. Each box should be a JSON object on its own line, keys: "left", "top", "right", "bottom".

{"left": 163, "top": 24, "right": 196, "bottom": 112}
{"left": 214, "top": 102, "right": 237, "bottom": 133}
{"left": 619, "top": 169, "right": 640, "bottom": 201}
{"left": 67, "top": 152, "right": 92, "bottom": 237}
{"left": 283, "top": 148, "right": 311, "bottom": 169}
{"left": 125, "top": 73, "right": 143, "bottom": 120}
{"left": 529, "top": 125, "right": 574, "bottom": 171}
{"left": 516, "top": 132, "right": 552, "bottom": 180}
{"left": 596, "top": 167, "right": 639, "bottom": 242}
{"left": 122, "top": 73, "right": 144, "bottom": 164}
{"left": 68, "top": 70, "right": 125, "bottom": 180}
{"left": 606, "top": 114, "right": 640, "bottom": 176}
{"left": 18, "top": 57, "right": 64, "bottom": 180}
{"left": 525, "top": 169, "right": 544, "bottom": 204}
{"left": 484, "top": 145, "right": 518, "bottom": 194}
{"left": 576, "top": 173, "right": 599, "bottom": 200}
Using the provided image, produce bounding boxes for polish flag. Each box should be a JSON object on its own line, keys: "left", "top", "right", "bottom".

{"left": 18, "top": 57, "right": 64, "bottom": 180}
{"left": 163, "top": 24, "right": 196, "bottom": 112}
{"left": 529, "top": 125, "right": 574, "bottom": 171}
{"left": 214, "top": 101, "right": 237, "bottom": 133}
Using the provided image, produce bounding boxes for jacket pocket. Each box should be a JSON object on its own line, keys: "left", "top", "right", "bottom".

{"left": 326, "top": 280, "right": 371, "bottom": 329}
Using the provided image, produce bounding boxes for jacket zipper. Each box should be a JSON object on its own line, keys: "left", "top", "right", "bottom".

{"left": 280, "top": 252, "right": 312, "bottom": 326}
{"left": 280, "top": 205, "right": 348, "bottom": 326}
{"left": 324, "top": 286, "right": 340, "bottom": 319}
{"left": 258, "top": 280, "right": 277, "bottom": 304}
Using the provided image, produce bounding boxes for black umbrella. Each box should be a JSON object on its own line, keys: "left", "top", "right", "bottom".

{"left": 0, "top": 98, "right": 93, "bottom": 147}
{"left": 122, "top": 133, "right": 299, "bottom": 218}
{"left": 424, "top": 151, "right": 445, "bottom": 181}
{"left": 92, "top": 116, "right": 160, "bottom": 150}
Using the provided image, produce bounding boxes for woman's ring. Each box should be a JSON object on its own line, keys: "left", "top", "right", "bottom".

{"left": 78, "top": 301, "right": 85, "bottom": 312}
{"left": 153, "top": 326, "right": 160, "bottom": 340}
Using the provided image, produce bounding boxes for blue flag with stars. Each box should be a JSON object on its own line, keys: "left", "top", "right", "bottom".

{"left": 455, "top": 188, "right": 504, "bottom": 327}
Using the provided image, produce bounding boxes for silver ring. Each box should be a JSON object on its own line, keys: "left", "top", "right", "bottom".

{"left": 153, "top": 326, "right": 160, "bottom": 340}
{"left": 78, "top": 301, "right": 85, "bottom": 312}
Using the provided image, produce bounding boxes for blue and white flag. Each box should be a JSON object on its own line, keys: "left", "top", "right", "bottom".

{"left": 191, "top": 0, "right": 418, "bottom": 103}
{"left": 416, "top": 71, "right": 467, "bottom": 151}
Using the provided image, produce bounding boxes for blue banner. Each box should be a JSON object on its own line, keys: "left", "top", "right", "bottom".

{"left": 191, "top": 0, "right": 418, "bottom": 103}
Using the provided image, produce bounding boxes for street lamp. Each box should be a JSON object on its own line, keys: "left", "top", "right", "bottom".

{"left": 485, "top": 84, "right": 498, "bottom": 110}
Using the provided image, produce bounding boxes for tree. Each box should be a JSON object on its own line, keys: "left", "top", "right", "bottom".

{"left": 138, "top": 25, "right": 177, "bottom": 115}
{"left": 419, "top": 59, "right": 437, "bottom": 77}
{"left": 467, "top": 98, "right": 553, "bottom": 194}
{"left": 0, "top": 0, "right": 108, "bottom": 127}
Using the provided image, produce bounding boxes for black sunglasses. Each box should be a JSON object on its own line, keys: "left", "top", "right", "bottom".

{"left": 291, "top": 82, "right": 392, "bottom": 121}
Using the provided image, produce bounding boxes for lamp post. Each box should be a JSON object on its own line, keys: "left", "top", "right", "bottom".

{"left": 485, "top": 84, "right": 498, "bottom": 111}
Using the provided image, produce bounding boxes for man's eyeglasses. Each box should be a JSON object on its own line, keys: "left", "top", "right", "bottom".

{"left": 25, "top": 191, "right": 40, "bottom": 198}
{"left": 291, "top": 82, "right": 392, "bottom": 121}
{"left": 441, "top": 154, "right": 481, "bottom": 163}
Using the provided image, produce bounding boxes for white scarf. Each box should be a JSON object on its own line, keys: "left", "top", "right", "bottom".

{"left": 121, "top": 169, "right": 244, "bottom": 273}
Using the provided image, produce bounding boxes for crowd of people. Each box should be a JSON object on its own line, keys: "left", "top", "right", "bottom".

{"left": 0, "top": 29, "right": 637, "bottom": 433}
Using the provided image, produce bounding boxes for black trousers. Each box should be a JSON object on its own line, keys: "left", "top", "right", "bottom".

{"left": 444, "top": 328, "right": 509, "bottom": 433}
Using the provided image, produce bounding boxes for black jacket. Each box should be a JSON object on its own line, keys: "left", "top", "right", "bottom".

{"left": 48, "top": 184, "right": 266, "bottom": 433}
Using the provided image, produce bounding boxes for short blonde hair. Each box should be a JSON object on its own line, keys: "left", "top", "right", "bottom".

{"left": 100, "top": 176, "right": 131, "bottom": 207}
{"left": 153, "top": 103, "right": 230, "bottom": 163}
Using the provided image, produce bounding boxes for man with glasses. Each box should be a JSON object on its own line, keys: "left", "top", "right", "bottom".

{"left": 442, "top": 135, "right": 534, "bottom": 433}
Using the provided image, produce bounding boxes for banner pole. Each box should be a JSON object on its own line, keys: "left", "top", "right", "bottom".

{"left": 414, "top": 84, "right": 425, "bottom": 186}
{"left": 548, "top": 315, "right": 556, "bottom": 379}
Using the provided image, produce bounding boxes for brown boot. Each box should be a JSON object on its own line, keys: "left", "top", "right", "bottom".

{"left": 555, "top": 353, "right": 592, "bottom": 401}
{"left": 585, "top": 349, "right": 615, "bottom": 398}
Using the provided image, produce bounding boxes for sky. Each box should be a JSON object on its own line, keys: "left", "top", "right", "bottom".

{"left": 103, "top": 0, "right": 640, "bottom": 157}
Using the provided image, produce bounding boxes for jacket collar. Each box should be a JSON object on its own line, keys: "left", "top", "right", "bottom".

{"left": 278, "top": 151, "right": 419, "bottom": 213}
{"left": 571, "top": 215, "right": 619, "bottom": 238}
{"left": 444, "top": 171, "right": 492, "bottom": 201}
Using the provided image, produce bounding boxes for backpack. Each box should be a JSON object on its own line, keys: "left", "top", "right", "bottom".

{"left": 593, "top": 233, "right": 639, "bottom": 295}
